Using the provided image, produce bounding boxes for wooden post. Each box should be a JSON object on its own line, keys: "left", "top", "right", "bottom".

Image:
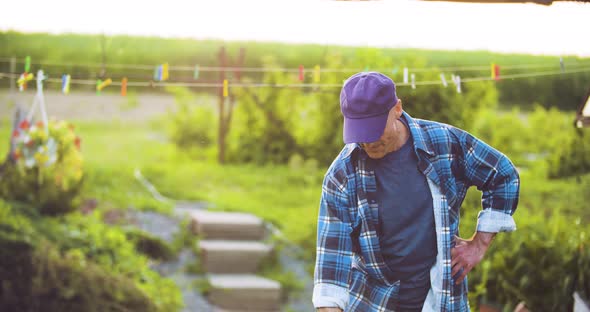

{"left": 216, "top": 46, "right": 246, "bottom": 164}
{"left": 9, "top": 57, "right": 16, "bottom": 93}
{"left": 217, "top": 46, "right": 227, "bottom": 164}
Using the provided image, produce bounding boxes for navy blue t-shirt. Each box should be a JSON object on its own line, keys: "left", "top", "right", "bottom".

{"left": 371, "top": 118, "right": 437, "bottom": 310}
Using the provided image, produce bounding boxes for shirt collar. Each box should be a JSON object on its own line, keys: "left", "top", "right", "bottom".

{"left": 341, "top": 111, "right": 434, "bottom": 159}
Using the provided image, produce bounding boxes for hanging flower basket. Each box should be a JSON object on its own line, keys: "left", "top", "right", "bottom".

{"left": 1, "top": 119, "right": 84, "bottom": 215}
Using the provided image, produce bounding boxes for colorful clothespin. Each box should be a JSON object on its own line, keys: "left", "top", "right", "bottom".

{"left": 392, "top": 67, "right": 399, "bottom": 75}
{"left": 364, "top": 66, "right": 369, "bottom": 72}
{"left": 440, "top": 73, "right": 447, "bottom": 87}
{"left": 299, "top": 65, "right": 304, "bottom": 82}
{"left": 96, "top": 78, "right": 112, "bottom": 94}
{"left": 61, "top": 74, "right": 71, "bottom": 94}
{"left": 313, "top": 65, "right": 320, "bottom": 83}
{"left": 96, "top": 79, "right": 102, "bottom": 95}
{"left": 491, "top": 63, "right": 500, "bottom": 81}
{"left": 560, "top": 57, "right": 565, "bottom": 72}
{"left": 194, "top": 65, "right": 200, "bottom": 79}
{"left": 223, "top": 79, "right": 228, "bottom": 97}
{"left": 36, "top": 70, "right": 47, "bottom": 91}
{"left": 411, "top": 74, "right": 416, "bottom": 89}
{"left": 17, "top": 73, "right": 34, "bottom": 91}
{"left": 121, "top": 77, "right": 128, "bottom": 96}
{"left": 453, "top": 75, "right": 461, "bottom": 93}
{"left": 153, "top": 63, "right": 169, "bottom": 81}
{"left": 162, "top": 63, "right": 169, "bottom": 81}
{"left": 403, "top": 67, "right": 409, "bottom": 84}
{"left": 491, "top": 63, "right": 496, "bottom": 80}
{"left": 154, "top": 65, "right": 162, "bottom": 81}
{"left": 25, "top": 56, "right": 31, "bottom": 73}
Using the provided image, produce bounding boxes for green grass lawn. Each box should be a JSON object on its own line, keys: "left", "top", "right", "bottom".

{"left": 0, "top": 117, "right": 324, "bottom": 259}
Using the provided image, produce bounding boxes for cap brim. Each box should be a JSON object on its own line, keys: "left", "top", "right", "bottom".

{"left": 343, "top": 113, "right": 388, "bottom": 144}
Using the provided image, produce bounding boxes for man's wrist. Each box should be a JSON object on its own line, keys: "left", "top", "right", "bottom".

{"left": 473, "top": 231, "right": 495, "bottom": 250}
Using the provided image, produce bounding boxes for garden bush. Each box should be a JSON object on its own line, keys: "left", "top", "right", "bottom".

{"left": 468, "top": 208, "right": 590, "bottom": 311}
{"left": 166, "top": 86, "right": 217, "bottom": 151}
{"left": 0, "top": 200, "right": 184, "bottom": 312}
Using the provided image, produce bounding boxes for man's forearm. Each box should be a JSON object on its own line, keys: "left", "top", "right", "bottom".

{"left": 317, "top": 308, "right": 343, "bottom": 312}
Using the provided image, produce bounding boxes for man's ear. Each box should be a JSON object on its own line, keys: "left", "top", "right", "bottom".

{"left": 394, "top": 99, "right": 403, "bottom": 117}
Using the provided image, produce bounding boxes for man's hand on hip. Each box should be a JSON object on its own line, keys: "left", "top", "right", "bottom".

{"left": 317, "top": 308, "right": 343, "bottom": 312}
{"left": 451, "top": 231, "right": 496, "bottom": 285}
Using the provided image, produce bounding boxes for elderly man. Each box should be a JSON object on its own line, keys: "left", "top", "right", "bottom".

{"left": 313, "top": 72, "right": 520, "bottom": 311}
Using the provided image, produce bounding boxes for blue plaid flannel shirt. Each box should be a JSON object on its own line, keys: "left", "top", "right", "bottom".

{"left": 313, "top": 112, "right": 520, "bottom": 311}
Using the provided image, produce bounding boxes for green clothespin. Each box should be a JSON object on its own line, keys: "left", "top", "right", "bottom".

{"left": 364, "top": 66, "right": 369, "bottom": 72}
{"left": 25, "top": 56, "right": 31, "bottom": 73}
{"left": 96, "top": 79, "right": 102, "bottom": 95}
{"left": 194, "top": 65, "right": 200, "bottom": 79}
{"left": 392, "top": 67, "right": 399, "bottom": 75}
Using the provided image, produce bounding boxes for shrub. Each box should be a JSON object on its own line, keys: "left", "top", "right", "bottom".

{"left": 548, "top": 130, "right": 590, "bottom": 179}
{"left": 125, "top": 228, "right": 176, "bottom": 261}
{"left": 468, "top": 209, "right": 590, "bottom": 311}
{"left": 166, "top": 86, "right": 217, "bottom": 150}
{"left": 0, "top": 201, "right": 184, "bottom": 312}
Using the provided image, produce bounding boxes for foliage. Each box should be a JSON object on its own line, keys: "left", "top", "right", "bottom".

{"left": 470, "top": 105, "right": 578, "bottom": 169}
{"left": 0, "top": 120, "right": 84, "bottom": 215}
{"left": 228, "top": 49, "right": 501, "bottom": 166}
{"left": 125, "top": 228, "right": 176, "bottom": 261}
{"left": 0, "top": 199, "right": 183, "bottom": 312}
{"left": 166, "top": 86, "right": 217, "bottom": 153}
{"left": 228, "top": 56, "right": 304, "bottom": 164}
{"left": 548, "top": 129, "right": 590, "bottom": 178}
{"left": 467, "top": 208, "right": 589, "bottom": 311}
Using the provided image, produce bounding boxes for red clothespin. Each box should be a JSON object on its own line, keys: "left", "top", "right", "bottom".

{"left": 491, "top": 63, "right": 500, "bottom": 81}
{"left": 299, "top": 65, "right": 304, "bottom": 82}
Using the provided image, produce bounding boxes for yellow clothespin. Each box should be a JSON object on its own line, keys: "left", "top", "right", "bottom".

{"left": 491, "top": 63, "right": 496, "bottom": 80}
{"left": 62, "top": 74, "right": 71, "bottom": 94}
{"left": 97, "top": 78, "right": 112, "bottom": 92}
{"left": 17, "top": 73, "right": 34, "bottom": 91}
{"left": 162, "top": 63, "right": 169, "bottom": 81}
{"left": 223, "top": 79, "right": 228, "bottom": 97}
{"left": 313, "top": 65, "right": 320, "bottom": 83}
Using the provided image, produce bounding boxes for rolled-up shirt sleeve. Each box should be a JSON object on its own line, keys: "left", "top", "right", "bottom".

{"left": 456, "top": 129, "right": 520, "bottom": 233}
{"left": 312, "top": 171, "right": 353, "bottom": 310}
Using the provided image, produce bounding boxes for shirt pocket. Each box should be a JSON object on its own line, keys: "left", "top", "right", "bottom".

{"left": 347, "top": 267, "right": 400, "bottom": 312}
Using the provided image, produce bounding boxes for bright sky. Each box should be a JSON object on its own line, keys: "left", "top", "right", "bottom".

{"left": 1, "top": 0, "right": 589, "bottom": 57}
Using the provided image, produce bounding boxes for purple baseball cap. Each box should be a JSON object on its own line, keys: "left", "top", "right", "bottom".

{"left": 340, "top": 72, "right": 398, "bottom": 144}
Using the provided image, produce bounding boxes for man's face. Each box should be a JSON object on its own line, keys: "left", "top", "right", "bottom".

{"left": 359, "top": 101, "right": 402, "bottom": 159}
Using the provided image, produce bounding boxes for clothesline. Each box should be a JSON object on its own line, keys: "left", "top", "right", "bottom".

{"left": 0, "top": 57, "right": 585, "bottom": 74}
{"left": 1, "top": 67, "right": 589, "bottom": 89}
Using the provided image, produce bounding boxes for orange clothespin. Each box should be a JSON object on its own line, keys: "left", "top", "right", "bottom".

{"left": 121, "top": 77, "right": 128, "bottom": 96}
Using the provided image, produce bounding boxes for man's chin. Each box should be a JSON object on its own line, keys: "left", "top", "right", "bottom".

{"left": 366, "top": 152, "right": 385, "bottom": 159}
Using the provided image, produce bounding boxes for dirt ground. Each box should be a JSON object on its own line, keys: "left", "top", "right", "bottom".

{"left": 0, "top": 89, "right": 180, "bottom": 122}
